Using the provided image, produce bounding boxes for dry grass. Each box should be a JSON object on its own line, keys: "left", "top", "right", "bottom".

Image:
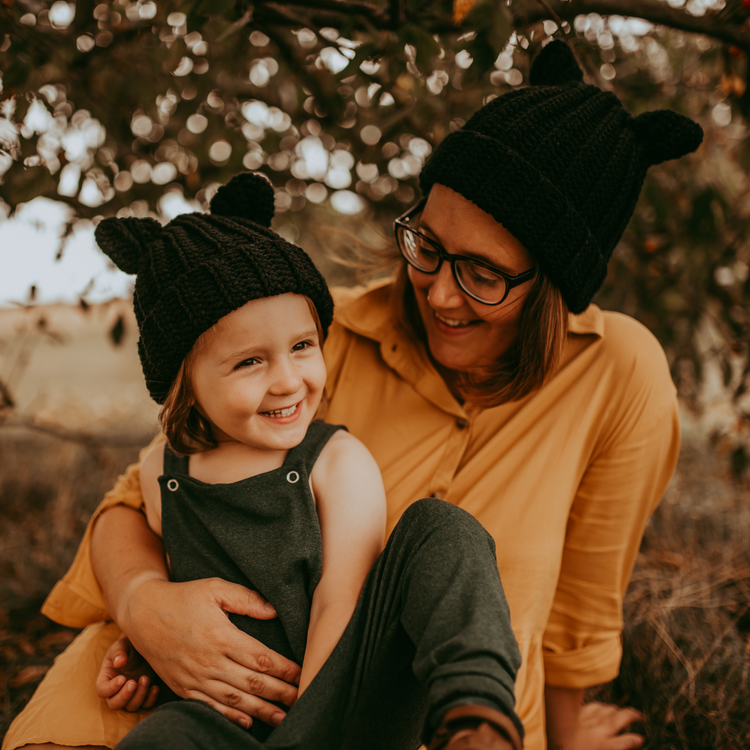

{"left": 1, "top": 431, "right": 749, "bottom": 747}
{"left": 589, "top": 441, "right": 750, "bottom": 748}
{"left": 0, "top": 430, "right": 146, "bottom": 739}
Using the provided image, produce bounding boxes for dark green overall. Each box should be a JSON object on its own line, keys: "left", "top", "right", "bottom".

{"left": 117, "top": 421, "right": 523, "bottom": 750}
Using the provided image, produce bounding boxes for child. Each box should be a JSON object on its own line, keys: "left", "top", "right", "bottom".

{"left": 93, "top": 172, "right": 524, "bottom": 750}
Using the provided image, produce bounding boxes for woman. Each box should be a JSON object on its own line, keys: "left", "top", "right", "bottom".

{"left": 5, "top": 41, "right": 702, "bottom": 750}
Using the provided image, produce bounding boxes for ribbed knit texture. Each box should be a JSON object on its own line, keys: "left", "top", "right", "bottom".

{"left": 419, "top": 40, "right": 703, "bottom": 313}
{"left": 95, "top": 173, "right": 334, "bottom": 403}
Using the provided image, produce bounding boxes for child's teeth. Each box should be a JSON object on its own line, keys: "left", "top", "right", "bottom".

{"left": 265, "top": 404, "right": 297, "bottom": 417}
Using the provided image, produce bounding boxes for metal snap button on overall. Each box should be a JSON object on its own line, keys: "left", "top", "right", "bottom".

{"left": 286, "top": 471, "right": 300, "bottom": 484}
{"left": 167, "top": 479, "right": 179, "bottom": 491}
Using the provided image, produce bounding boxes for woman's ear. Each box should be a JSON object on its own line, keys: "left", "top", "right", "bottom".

{"left": 95, "top": 217, "right": 163, "bottom": 274}
{"left": 631, "top": 109, "right": 704, "bottom": 166}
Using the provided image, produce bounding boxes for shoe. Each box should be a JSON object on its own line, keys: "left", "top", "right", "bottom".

{"left": 427, "top": 705, "right": 523, "bottom": 750}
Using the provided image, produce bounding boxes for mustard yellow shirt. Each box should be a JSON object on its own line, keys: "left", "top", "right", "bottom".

{"left": 32, "top": 281, "right": 679, "bottom": 750}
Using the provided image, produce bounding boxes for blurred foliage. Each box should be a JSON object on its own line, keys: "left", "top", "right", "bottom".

{"left": 1, "top": 0, "right": 750, "bottom": 472}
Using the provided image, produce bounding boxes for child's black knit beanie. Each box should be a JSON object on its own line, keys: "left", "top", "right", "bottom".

{"left": 95, "top": 172, "right": 334, "bottom": 404}
{"left": 419, "top": 40, "right": 704, "bottom": 314}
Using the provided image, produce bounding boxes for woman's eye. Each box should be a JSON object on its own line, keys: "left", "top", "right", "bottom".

{"left": 416, "top": 242, "right": 439, "bottom": 262}
{"left": 292, "top": 340, "right": 313, "bottom": 352}
{"left": 467, "top": 265, "right": 502, "bottom": 286}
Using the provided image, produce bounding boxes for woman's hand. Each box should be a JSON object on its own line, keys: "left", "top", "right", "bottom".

{"left": 571, "top": 703, "right": 644, "bottom": 750}
{"left": 122, "top": 576, "right": 301, "bottom": 728}
{"left": 96, "top": 632, "right": 161, "bottom": 712}
{"left": 91, "top": 506, "right": 302, "bottom": 729}
{"left": 546, "top": 687, "right": 644, "bottom": 750}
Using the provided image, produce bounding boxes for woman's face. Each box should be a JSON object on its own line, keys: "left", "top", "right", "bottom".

{"left": 407, "top": 184, "right": 536, "bottom": 374}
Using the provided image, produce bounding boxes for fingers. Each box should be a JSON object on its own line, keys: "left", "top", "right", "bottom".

{"left": 578, "top": 702, "right": 645, "bottom": 750}
{"left": 142, "top": 683, "right": 161, "bottom": 710}
{"left": 104, "top": 675, "right": 160, "bottom": 712}
{"left": 608, "top": 734, "right": 644, "bottom": 750}
{"left": 211, "top": 578, "right": 278, "bottom": 621}
{"left": 109, "top": 633, "right": 133, "bottom": 670}
{"left": 582, "top": 702, "right": 643, "bottom": 732}
{"left": 96, "top": 673, "right": 127, "bottom": 699}
{"left": 223, "top": 627, "right": 301, "bottom": 689}
{"left": 185, "top": 687, "right": 287, "bottom": 729}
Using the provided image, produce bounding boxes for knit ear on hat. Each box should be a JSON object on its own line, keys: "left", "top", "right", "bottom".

{"left": 529, "top": 40, "right": 584, "bottom": 86}
{"left": 95, "top": 216, "right": 162, "bottom": 275}
{"left": 631, "top": 109, "right": 704, "bottom": 166}
{"left": 209, "top": 171, "right": 276, "bottom": 228}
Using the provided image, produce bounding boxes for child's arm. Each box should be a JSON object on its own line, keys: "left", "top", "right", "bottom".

{"left": 96, "top": 443, "right": 167, "bottom": 711}
{"left": 298, "top": 431, "right": 386, "bottom": 696}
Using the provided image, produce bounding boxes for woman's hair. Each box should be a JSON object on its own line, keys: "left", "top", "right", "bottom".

{"left": 389, "top": 260, "right": 568, "bottom": 408}
{"left": 159, "top": 295, "right": 325, "bottom": 455}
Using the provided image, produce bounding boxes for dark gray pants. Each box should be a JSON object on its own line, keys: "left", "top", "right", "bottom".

{"left": 116, "top": 499, "right": 523, "bottom": 750}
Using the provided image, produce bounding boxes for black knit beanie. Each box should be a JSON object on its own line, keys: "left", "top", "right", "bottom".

{"left": 95, "top": 172, "right": 334, "bottom": 404}
{"left": 419, "top": 40, "right": 704, "bottom": 314}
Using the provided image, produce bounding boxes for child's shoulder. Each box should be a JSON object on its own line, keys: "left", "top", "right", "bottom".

{"left": 139, "top": 440, "right": 166, "bottom": 482}
{"left": 318, "top": 427, "right": 368, "bottom": 463}
{"left": 138, "top": 441, "right": 167, "bottom": 536}
{"left": 314, "top": 427, "right": 382, "bottom": 487}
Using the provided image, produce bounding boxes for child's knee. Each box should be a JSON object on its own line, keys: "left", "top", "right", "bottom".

{"left": 397, "top": 498, "right": 496, "bottom": 555}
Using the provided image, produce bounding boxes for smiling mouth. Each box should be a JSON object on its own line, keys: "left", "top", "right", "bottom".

{"left": 261, "top": 403, "right": 300, "bottom": 418}
{"left": 434, "top": 311, "right": 480, "bottom": 329}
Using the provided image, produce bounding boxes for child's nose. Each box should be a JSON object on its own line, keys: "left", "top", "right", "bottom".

{"left": 269, "top": 358, "right": 303, "bottom": 394}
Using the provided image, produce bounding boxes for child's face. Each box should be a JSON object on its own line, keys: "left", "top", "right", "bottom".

{"left": 190, "top": 293, "right": 327, "bottom": 453}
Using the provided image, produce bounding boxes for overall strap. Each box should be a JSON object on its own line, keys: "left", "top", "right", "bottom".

{"left": 163, "top": 442, "right": 190, "bottom": 476}
{"left": 286, "top": 420, "right": 347, "bottom": 473}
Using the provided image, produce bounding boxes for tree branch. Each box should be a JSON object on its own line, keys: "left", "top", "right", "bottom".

{"left": 251, "top": 0, "right": 750, "bottom": 47}
{"left": 282, "top": 0, "right": 387, "bottom": 23}
{"left": 513, "top": 0, "right": 750, "bottom": 49}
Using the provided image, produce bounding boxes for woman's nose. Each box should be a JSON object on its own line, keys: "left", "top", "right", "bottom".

{"left": 426, "top": 261, "right": 465, "bottom": 309}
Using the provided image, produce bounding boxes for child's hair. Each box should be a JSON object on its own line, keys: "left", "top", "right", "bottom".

{"left": 160, "top": 295, "right": 325, "bottom": 455}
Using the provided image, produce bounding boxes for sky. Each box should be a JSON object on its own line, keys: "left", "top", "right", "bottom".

{"left": 0, "top": 197, "right": 132, "bottom": 306}
{"left": 0, "top": 191, "right": 214, "bottom": 307}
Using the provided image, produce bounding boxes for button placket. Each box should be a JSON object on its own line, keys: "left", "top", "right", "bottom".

{"left": 429, "top": 416, "right": 472, "bottom": 503}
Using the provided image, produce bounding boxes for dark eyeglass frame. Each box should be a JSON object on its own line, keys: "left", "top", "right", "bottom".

{"left": 394, "top": 200, "right": 537, "bottom": 306}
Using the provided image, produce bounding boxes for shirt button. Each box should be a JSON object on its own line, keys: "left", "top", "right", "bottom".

{"left": 456, "top": 419, "right": 468, "bottom": 430}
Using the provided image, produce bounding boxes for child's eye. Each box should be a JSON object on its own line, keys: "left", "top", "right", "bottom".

{"left": 235, "top": 358, "right": 259, "bottom": 370}
{"left": 292, "top": 341, "right": 313, "bottom": 352}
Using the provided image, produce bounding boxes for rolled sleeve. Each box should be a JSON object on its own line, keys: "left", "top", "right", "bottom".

{"left": 543, "top": 398, "right": 680, "bottom": 688}
{"left": 41, "top": 435, "right": 164, "bottom": 628}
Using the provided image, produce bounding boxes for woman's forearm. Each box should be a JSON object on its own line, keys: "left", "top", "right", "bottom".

{"left": 90, "top": 504, "right": 168, "bottom": 629}
{"left": 545, "top": 685, "right": 584, "bottom": 750}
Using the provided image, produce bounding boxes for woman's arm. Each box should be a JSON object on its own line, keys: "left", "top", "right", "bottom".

{"left": 543, "top": 321, "right": 681, "bottom": 748}
{"left": 90, "top": 500, "right": 302, "bottom": 727}
{"left": 298, "top": 431, "right": 386, "bottom": 695}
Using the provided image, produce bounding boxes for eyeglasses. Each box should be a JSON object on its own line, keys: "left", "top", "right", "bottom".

{"left": 394, "top": 201, "right": 536, "bottom": 306}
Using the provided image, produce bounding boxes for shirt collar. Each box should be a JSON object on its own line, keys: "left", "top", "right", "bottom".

{"left": 331, "top": 281, "right": 604, "bottom": 418}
